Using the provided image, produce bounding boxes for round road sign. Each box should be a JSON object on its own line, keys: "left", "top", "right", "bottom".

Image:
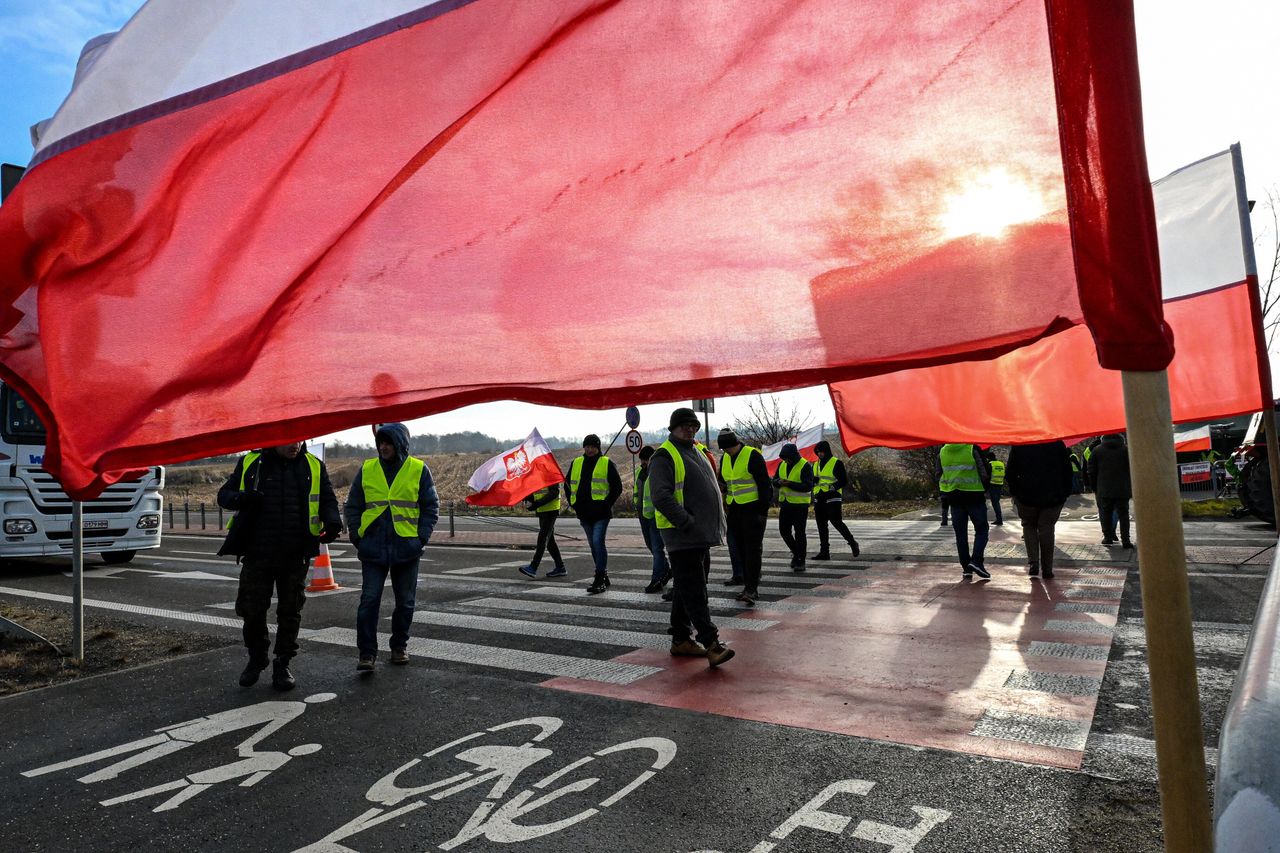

{"left": 625, "top": 406, "right": 641, "bottom": 429}
{"left": 625, "top": 429, "right": 644, "bottom": 455}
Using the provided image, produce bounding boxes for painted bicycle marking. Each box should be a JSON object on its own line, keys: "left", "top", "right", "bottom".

{"left": 296, "top": 716, "right": 676, "bottom": 852}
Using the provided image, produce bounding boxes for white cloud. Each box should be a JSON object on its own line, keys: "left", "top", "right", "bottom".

{"left": 0, "top": 1, "right": 140, "bottom": 75}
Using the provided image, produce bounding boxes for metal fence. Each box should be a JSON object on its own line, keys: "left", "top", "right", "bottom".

{"left": 1215, "top": 539, "right": 1280, "bottom": 848}
{"left": 1178, "top": 462, "right": 1232, "bottom": 502}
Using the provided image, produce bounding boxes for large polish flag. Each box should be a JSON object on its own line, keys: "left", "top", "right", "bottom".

{"left": 465, "top": 429, "right": 563, "bottom": 507}
{"left": 830, "top": 147, "right": 1263, "bottom": 452}
{"left": 1173, "top": 427, "right": 1213, "bottom": 454}
{"left": 761, "top": 425, "right": 825, "bottom": 476}
{"left": 0, "top": 0, "right": 1169, "bottom": 496}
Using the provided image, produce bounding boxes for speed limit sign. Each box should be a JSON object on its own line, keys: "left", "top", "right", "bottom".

{"left": 625, "top": 429, "right": 644, "bottom": 455}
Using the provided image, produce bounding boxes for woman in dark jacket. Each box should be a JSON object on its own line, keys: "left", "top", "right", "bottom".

{"left": 1005, "top": 440, "right": 1073, "bottom": 579}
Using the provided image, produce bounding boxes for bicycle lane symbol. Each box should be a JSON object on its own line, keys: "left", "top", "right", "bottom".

{"left": 295, "top": 716, "right": 677, "bottom": 852}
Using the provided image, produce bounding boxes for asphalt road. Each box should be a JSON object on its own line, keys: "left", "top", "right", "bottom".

{"left": 0, "top": 517, "right": 1271, "bottom": 852}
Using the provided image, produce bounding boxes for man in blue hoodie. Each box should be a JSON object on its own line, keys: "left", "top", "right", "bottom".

{"left": 345, "top": 424, "right": 440, "bottom": 671}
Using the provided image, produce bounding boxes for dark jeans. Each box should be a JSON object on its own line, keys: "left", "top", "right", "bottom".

{"left": 947, "top": 495, "right": 989, "bottom": 569}
{"left": 987, "top": 486, "right": 1004, "bottom": 524}
{"left": 236, "top": 556, "right": 309, "bottom": 662}
{"left": 530, "top": 512, "right": 563, "bottom": 570}
{"left": 939, "top": 496, "right": 949, "bottom": 524}
{"left": 1013, "top": 498, "right": 1064, "bottom": 572}
{"left": 1096, "top": 497, "right": 1132, "bottom": 543}
{"left": 357, "top": 558, "right": 420, "bottom": 658}
{"left": 639, "top": 516, "right": 670, "bottom": 583}
{"left": 814, "top": 499, "right": 856, "bottom": 553}
{"left": 778, "top": 504, "right": 809, "bottom": 564}
{"left": 728, "top": 507, "right": 767, "bottom": 593}
{"left": 579, "top": 517, "right": 610, "bottom": 574}
{"left": 726, "top": 524, "right": 742, "bottom": 579}
{"left": 669, "top": 547, "right": 718, "bottom": 647}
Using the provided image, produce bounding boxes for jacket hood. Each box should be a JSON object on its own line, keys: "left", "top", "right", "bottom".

{"left": 780, "top": 443, "right": 800, "bottom": 462}
{"left": 375, "top": 423, "right": 411, "bottom": 461}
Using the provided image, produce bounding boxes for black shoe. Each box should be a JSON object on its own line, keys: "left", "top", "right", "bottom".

{"left": 793, "top": 562, "right": 806, "bottom": 573}
{"left": 1028, "top": 566, "right": 1040, "bottom": 577}
{"left": 271, "top": 658, "right": 296, "bottom": 691}
{"left": 1121, "top": 541, "right": 1134, "bottom": 550}
{"left": 810, "top": 552, "right": 831, "bottom": 561}
{"left": 849, "top": 540, "right": 860, "bottom": 558}
{"left": 644, "top": 580, "right": 664, "bottom": 593}
{"left": 586, "top": 573, "right": 610, "bottom": 595}
{"left": 661, "top": 589, "right": 675, "bottom": 602}
{"left": 1042, "top": 570, "right": 1055, "bottom": 579}
{"left": 1101, "top": 538, "right": 1117, "bottom": 545}
{"left": 723, "top": 576, "right": 744, "bottom": 586}
{"left": 967, "top": 563, "right": 991, "bottom": 580}
{"left": 238, "top": 658, "right": 268, "bottom": 687}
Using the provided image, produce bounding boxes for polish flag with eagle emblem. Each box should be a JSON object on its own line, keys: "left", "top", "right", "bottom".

{"left": 465, "top": 429, "right": 564, "bottom": 507}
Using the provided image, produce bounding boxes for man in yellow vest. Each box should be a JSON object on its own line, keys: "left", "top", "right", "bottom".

{"left": 217, "top": 442, "right": 342, "bottom": 691}
{"left": 938, "top": 442, "right": 992, "bottom": 579}
{"left": 344, "top": 423, "right": 439, "bottom": 672}
{"left": 810, "top": 440, "right": 860, "bottom": 561}
{"left": 517, "top": 482, "right": 567, "bottom": 579}
{"left": 773, "top": 443, "right": 813, "bottom": 572}
{"left": 984, "top": 448, "right": 1006, "bottom": 526}
{"left": 717, "top": 427, "right": 772, "bottom": 605}
{"left": 635, "top": 445, "right": 672, "bottom": 593}
{"left": 648, "top": 407, "right": 734, "bottom": 666}
{"left": 568, "top": 434, "right": 622, "bottom": 594}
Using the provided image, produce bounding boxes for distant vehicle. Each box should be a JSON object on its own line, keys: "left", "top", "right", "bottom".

{"left": 1231, "top": 412, "right": 1275, "bottom": 527}
{"left": 0, "top": 381, "right": 163, "bottom": 562}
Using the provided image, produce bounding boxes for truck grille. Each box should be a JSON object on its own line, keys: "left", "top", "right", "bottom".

{"left": 21, "top": 469, "right": 145, "bottom": 515}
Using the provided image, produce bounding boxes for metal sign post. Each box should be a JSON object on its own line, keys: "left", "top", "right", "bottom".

{"left": 71, "top": 500, "right": 84, "bottom": 663}
{"left": 692, "top": 399, "right": 715, "bottom": 447}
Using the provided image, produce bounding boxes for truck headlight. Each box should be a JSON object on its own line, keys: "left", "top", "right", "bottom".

{"left": 136, "top": 514, "right": 160, "bottom": 530}
{"left": 4, "top": 519, "right": 35, "bottom": 534}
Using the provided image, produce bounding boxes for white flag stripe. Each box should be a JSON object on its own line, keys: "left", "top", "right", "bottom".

{"left": 36, "top": 0, "right": 450, "bottom": 155}
{"left": 467, "top": 428, "right": 556, "bottom": 493}
{"left": 762, "top": 424, "right": 825, "bottom": 461}
{"left": 1174, "top": 426, "right": 1211, "bottom": 443}
{"left": 1153, "top": 149, "right": 1246, "bottom": 300}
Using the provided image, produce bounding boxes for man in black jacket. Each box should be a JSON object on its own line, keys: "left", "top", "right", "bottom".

{"left": 1089, "top": 434, "right": 1133, "bottom": 548}
{"left": 810, "top": 440, "right": 860, "bottom": 561}
{"left": 1005, "top": 440, "right": 1073, "bottom": 578}
{"left": 218, "top": 442, "right": 341, "bottom": 690}
{"left": 716, "top": 428, "right": 772, "bottom": 605}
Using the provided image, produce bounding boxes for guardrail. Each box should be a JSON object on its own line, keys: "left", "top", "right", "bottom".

{"left": 1214, "top": 538, "right": 1280, "bottom": 848}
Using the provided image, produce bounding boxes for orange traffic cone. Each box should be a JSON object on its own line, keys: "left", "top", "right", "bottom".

{"left": 307, "top": 542, "right": 341, "bottom": 592}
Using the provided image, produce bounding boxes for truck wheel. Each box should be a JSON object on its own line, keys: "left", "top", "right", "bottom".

{"left": 1242, "top": 457, "right": 1276, "bottom": 527}
{"left": 101, "top": 550, "right": 138, "bottom": 565}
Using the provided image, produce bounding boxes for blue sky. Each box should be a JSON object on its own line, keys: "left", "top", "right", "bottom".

{"left": 1, "top": 1, "right": 1277, "bottom": 446}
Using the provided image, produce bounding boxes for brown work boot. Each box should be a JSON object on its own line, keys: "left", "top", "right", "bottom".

{"left": 706, "top": 642, "right": 736, "bottom": 668}
{"left": 670, "top": 639, "right": 707, "bottom": 657}
{"left": 390, "top": 649, "right": 410, "bottom": 665}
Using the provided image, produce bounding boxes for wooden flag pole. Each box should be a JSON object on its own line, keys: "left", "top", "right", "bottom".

{"left": 1121, "top": 369, "right": 1212, "bottom": 852}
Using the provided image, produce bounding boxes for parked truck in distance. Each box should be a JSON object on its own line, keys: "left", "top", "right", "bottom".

{"left": 1, "top": 381, "right": 163, "bottom": 562}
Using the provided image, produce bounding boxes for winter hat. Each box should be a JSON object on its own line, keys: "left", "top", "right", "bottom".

{"left": 717, "top": 428, "right": 740, "bottom": 450}
{"left": 638, "top": 445, "right": 655, "bottom": 461}
{"left": 668, "top": 407, "right": 700, "bottom": 430}
{"left": 814, "top": 440, "right": 832, "bottom": 456}
{"left": 582, "top": 434, "right": 602, "bottom": 448}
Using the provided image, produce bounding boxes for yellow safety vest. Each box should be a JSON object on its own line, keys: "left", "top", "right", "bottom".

{"left": 359, "top": 456, "right": 424, "bottom": 537}
{"left": 777, "top": 459, "right": 811, "bottom": 504}
{"left": 988, "top": 459, "right": 1006, "bottom": 486}
{"left": 813, "top": 457, "right": 839, "bottom": 497}
{"left": 939, "top": 444, "right": 984, "bottom": 493}
{"left": 530, "top": 487, "right": 560, "bottom": 513}
{"left": 568, "top": 456, "right": 610, "bottom": 503}
{"left": 654, "top": 441, "right": 686, "bottom": 529}
{"left": 227, "top": 451, "right": 322, "bottom": 535}
{"left": 634, "top": 473, "right": 655, "bottom": 520}
{"left": 719, "top": 445, "right": 761, "bottom": 505}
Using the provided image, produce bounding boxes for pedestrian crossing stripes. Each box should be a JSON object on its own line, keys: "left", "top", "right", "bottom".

{"left": 409, "top": 611, "right": 673, "bottom": 649}
{"left": 517, "top": 585, "right": 814, "bottom": 613}
{"left": 458, "top": 597, "right": 778, "bottom": 631}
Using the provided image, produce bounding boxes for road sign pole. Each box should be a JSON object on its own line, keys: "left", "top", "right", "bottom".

{"left": 71, "top": 500, "right": 84, "bottom": 663}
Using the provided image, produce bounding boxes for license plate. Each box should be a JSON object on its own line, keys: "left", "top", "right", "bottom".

{"left": 83, "top": 520, "right": 108, "bottom": 530}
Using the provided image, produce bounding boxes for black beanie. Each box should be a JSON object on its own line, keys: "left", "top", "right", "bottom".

{"left": 815, "top": 440, "right": 831, "bottom": 455}
{"left": 668, "top": 407, "right": 700, "bottom": 430}
{"left": 582, "top": 434, "right": 601, "bottom": 448}
{"left": 717, "top": 428, "right": 739, "bottom": 450}
{"left": 638, "top": 445, "right": 655, "bottom": 461}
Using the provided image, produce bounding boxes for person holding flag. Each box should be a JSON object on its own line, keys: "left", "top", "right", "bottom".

{"left": 566, "top": 434, "right": 623, "bottom": 594}
{"left": 345, "top": 424, "right": 439, "bottom": 672}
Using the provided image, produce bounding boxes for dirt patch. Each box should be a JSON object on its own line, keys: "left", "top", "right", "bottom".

{"left": 0, "top": 602, "right": 228, "bottom": 697}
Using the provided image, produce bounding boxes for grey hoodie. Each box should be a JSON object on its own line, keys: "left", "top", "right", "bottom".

{"left": 647, "top": 436, "right": 726, "bottom": 552}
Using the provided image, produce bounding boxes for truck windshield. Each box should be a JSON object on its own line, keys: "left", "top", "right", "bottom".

{"left": 1, "top": 385, "right": 47, "bottom": 444}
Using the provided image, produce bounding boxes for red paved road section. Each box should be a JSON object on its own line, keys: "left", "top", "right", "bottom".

{"left": 544, "top": 561, "right": 1119, "bottom": 770}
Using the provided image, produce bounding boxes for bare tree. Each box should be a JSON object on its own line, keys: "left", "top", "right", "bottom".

{"left": 1255, "top": 186, "right": 1280, "bottom": 349}
{"left": 897, "top": 447, "right": 941, "bottom": 486}
{"left": 731, "top": 394, "right": 812, "bottom": 446}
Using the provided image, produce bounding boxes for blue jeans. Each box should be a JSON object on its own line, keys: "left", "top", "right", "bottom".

{"left": 639, "top": 516, "right": 670, "bottom": 583}
{"left": 357, "top": 558, "right": 420, "bottom": 658}
{"left": 950, "top": 498, "right": 989, "bottom": 570}
{"left": 579, "top": 518, "right": 610, "bottom": 574}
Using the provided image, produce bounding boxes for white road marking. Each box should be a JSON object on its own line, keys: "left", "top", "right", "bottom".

{"left": 444, "top": 561, "right": 532, "bottom": 575}
{"left": 519, "top": 586, "right": 813, "bottom": 613}
{"left": 406, "top": 611, "right": 672, "bottom": 649}
{"left": 460, "top": 598, "right": 777, "bottom": 632}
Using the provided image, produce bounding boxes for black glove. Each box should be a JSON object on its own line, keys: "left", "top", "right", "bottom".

{"left": 238, "top": 490, "right": 263, "bottom": 511}
{"left": 319, "top": 523, "right": 342, "bottom": 544}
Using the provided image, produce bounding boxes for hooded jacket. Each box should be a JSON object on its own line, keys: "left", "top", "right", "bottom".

{"left": 1005, "top": 441, "right": 1073, "bottom": 508}
{"left": 344, "top": 423, "right": 440, "bottom": 566}
{"left": 1088, "top": 435, "right": 1132, "bottom": 501}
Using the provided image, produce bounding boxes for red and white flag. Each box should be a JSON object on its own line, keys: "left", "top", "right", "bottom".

{"left": 761, "top": 425, "right": 824, "bottom": 476}
{"left": 1173, "top": 427, "right": 1212, "bottom": 453}
{"left": 465, "top": 429, "right": 563, "bottom": 507}
{"left": 0, "top": 0, "right": 1166, "bottom": 497}
{"left": 830, "top": 147, "right": 1262, "bottom": 452}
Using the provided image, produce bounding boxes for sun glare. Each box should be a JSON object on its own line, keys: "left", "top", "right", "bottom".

{"left": 939, "top": 169, "right": 1044, "bottom": 239}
